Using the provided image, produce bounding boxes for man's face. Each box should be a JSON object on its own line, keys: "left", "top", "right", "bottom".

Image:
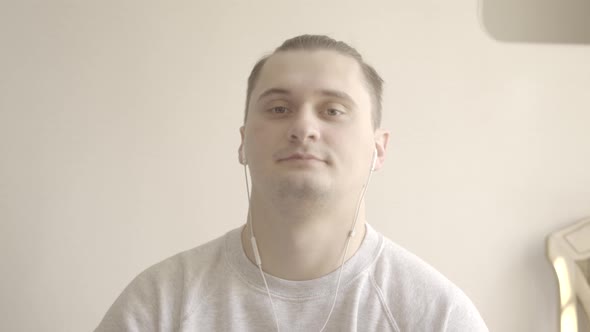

{"left": 239, "top": 50, "right": 387, "bottom": 200}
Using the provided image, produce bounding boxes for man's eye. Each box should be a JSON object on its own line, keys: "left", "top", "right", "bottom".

{"left": 270, "top": 106, "right": 289, "bottom": 114}
{"left": 326, "top": 108, "right": 344, "bottom": 116}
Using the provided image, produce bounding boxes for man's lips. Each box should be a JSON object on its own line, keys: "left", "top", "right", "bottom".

{"left": 278, "top": 153, "right": 324, "bottom": 162}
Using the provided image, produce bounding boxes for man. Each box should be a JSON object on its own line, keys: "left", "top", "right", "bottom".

{"left": 96, "top": 35, "right": 488, "bottom": 331}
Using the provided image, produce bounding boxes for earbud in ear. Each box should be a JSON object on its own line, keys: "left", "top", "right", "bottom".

{"left": 371, "top": 148, "right": 378, "bottom": 171}
{"left": 239, "top": 149, "right": 248, "bottom": 165}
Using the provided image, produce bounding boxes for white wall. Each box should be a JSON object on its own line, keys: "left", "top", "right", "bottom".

{"left": 1, "top": 1, "right": 589, "bottom": 331}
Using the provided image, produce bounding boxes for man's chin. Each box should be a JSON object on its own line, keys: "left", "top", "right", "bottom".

{"left": 275, "top": 177, "right": 331, "bottom": 201}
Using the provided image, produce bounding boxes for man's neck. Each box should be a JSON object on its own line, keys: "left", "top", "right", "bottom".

{"left": 241, "top": 195, "right": 367, "bottom": 281}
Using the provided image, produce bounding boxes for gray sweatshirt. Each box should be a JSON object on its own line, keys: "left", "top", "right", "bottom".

{"left": 95, "top": 224, "right": 488, "bottom": 331}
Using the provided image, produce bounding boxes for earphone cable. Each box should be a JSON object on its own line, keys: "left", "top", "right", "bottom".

{"left": 243, "top": 155, "right": 375, "bottom": 332}
{"left": 244, "top": 165, "right": 281, "bottom": 332}
{"left": 318, "top": 164, "right": 374, "bottom": 332}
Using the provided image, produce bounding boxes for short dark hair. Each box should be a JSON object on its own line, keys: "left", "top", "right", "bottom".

{"left": 244, "top": 35, "right": 384, "bottom": 129}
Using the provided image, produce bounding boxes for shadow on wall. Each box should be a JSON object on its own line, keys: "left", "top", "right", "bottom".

{"left": 479, "top": 0, "right": 590, "bottom": 44}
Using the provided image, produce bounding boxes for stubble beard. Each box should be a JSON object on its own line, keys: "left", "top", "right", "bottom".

{"left": 272, "top": 176, "right": 332, "bottom": 218}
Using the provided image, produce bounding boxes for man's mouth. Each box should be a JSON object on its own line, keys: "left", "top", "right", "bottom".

{"left": 278, "top": 153, "right": 324, "bottom": 163}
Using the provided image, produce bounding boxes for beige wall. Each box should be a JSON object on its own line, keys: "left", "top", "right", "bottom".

{"left": 1, "top": 1, "right": 589, "bottom": 331}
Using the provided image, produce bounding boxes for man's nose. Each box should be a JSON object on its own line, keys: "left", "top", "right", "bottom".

{"left": 287, "top": 107, "right": 320, "bottom": 143}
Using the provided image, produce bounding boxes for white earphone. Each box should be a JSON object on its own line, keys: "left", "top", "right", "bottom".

{"left": 371, "top": 147, "right": 378, "bottom": 172}
{"left": 239, "top": 147, "right": 247, "bottom": 165}
{"left": 242, "top": 143, "right": 379, "bottom": 332}
{"left": 241, "top": 147, "right": 377, "bottom": 169}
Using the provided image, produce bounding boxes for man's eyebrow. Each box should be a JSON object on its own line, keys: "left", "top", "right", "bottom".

{"left": 257, "top": 88, "right": 357, "bottom": 107}
{"left": 317, "top": 89, "right": 356, "bottom": 106}
{"left": 257, "top": 88, "right": 291, "bottom": 102}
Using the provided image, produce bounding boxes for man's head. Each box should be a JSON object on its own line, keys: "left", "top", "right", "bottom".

{"left": 238, "top": 35, "right": 389, "bottom": 203}
{"left": 244, "top": 35, "right": 384, "bottom": 129}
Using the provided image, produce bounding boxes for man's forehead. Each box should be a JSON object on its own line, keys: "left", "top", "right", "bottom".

{"left": 253, "top": 50, "right": 369, "bottom": 103}
{"left": 264, "top": 49, "right": 359, "bottom": 71}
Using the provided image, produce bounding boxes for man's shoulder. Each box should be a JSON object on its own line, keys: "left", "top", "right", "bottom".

{"left": 95, "top": 229, "right": 235, "bottom": 332}
{"left": 368, "top": 230, "right": 488, "bottom": 331}
{"left": 138, "top": 229, "right": 231, "bottom": 285}
{"left": 372, "top": 235, "right": 457, "bottom": 295}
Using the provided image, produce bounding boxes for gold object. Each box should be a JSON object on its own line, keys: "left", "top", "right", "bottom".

{"left": 547, "top": 217, "right": 590, "bottom": 332}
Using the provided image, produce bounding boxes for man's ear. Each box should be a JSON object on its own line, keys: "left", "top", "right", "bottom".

{"left": 372, "top": 129, "right": 390, "bottom": 171}
{"left": 238, "top": 126, "right": 247, "bottom": 165}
